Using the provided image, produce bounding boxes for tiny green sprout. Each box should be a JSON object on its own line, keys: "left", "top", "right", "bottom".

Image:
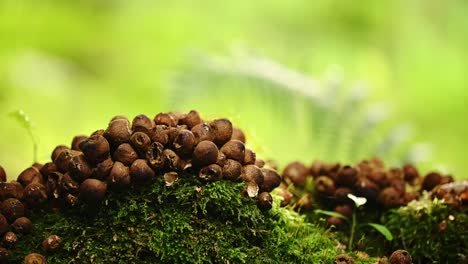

{"left": 315, "top": 193, "right": 393, "bottom": 251}
{"left": 347, "top": 193, "right": 367, "bottom": 207}
{"left": 9, "top": 110, "right": 38, "bottom": 163}
{"left": 314, "top": 209, "right": 349, "bottom": 221}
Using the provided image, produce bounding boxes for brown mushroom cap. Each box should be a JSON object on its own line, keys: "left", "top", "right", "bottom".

{"left": 80, "top": 179, "right": 107, "bottom": 205}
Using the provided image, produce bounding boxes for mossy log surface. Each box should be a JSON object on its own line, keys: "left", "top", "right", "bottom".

{"left": 10, "top": 173, "right": 466, "bottom": 263}
{"left": 12, "top": 176, "right": 343, "bottom": 263}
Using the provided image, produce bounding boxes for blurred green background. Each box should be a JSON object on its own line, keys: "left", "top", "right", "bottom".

{"left": 0, "top": 0, "right": 466, "bottom": 179}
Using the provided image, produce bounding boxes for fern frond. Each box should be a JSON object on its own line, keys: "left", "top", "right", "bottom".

{"left": 169, "top": 50, "right": 433, "bottom": 168}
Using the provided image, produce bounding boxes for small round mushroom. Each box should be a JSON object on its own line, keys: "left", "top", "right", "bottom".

{"left": 209, "top": 118, "right": 233, "bottom": 146}
{"left": 192, "top": 141, "right": 219, "bottom": 167}
{"left": 282, "top": 162, "right": 309, "bottom": 186}
{"left": 241, "top": 165, "right": 264, "bottom": 185}
{"left": 220, "top": 140, "right": 245, "bottom": 163}
{"left": 257, "top": 192, "right": 273, "bottom": 210}
{"left": 2, "top": 232, "right": 17, "bottom": 248}
{"left": 42, "top": 234, "right": 62, "bottom": 252}
{"left": 221, "top": 160, "right": 242, "bottom": 182}
{"left": 389, "top": 249, "right": 412, "bottom": 264}
{"left": 314, "top": 176, "right": 336, "bottom": 196}
{"left": 334, "top": 254, "right": 354, "bottom": 264}
{"left": 259, "top": 168, "right": 281, "bottom": 192}
{"left": 0, "top": 166, "right": 6, "bottom": 182}
{"left": 11, "top": 217, "right": 32, "bottom": 234}
{"left": 0, "top": 215, "right": 8, "bottom": 235}
{"left": 23, "top": 183, "right": 48, "bottom": 207}
{"left": 0, "top": 198, "right": 25, "bottom": 222}
{"left": 23, "top": 253, "right": 47, "bottom": 264}
{"left": 80, "top": 179, "right": 107, "bottom": 205}
{"left": 199, "top": 164, "right": 223, "bottom": 182}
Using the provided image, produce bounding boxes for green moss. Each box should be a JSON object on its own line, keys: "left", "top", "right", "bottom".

{"left": 384, "top": 194, "right": 468, "bottom": 264}
{"left": 11, "top": 176, "right": 344, "bottom": 263}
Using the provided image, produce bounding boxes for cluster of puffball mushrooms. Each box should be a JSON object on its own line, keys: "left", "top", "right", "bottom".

{"left": 278, "top": 159, "right": 467, "bottom": 226}
{"left": 0, "top": 110, "right": 282, "bottom": 263}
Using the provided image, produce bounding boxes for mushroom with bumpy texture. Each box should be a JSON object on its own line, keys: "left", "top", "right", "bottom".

{"left": 0, "top": 166, "right": 6, "bottom": 182}
{"left": 192, "top": 141, "right": 219, "bottom": 167}
{"left": 130, "top": 132, "right": 152, "bottom": 157}
{"left": 0, "top": 215, "right": 8, "bottom": 235}
{"left": 113, "top": 143, "right": 138, "bottom": 166}
{"left": 191, "top": 123, "right": 215, "bottom": 144}
{"left": 389, "top": 249, "right": 412, "bottom": 264}
{"left": 354, "top": 178, "right": 379, "bottom": 202}
{"left": 209, "top": 118, "right": 233, "bottom": 146}
{"left": 130, "top": 159, "right": 155, "bottom": 184}
{"left": 378, "top": 187, "right": 402, "bottom": 208}
{"left": 68, "top": 154, "right": 93, "bottom": 182}
{"left": 282, "top": 162, "right": 309, "bottom": 186}
{"left": 221, "top": 159, "right": 242, "bottom": 182}
{"left": 220, "top": 140, "right": 245, "bottom": 163}
{"left": 71, "top": 135, "right": 87, "bottom": 151}
{"left": 243, "top": 149, "right": 256, "bottom": 165}
{"left": 80, "top": 179, "right": 107, "bottom": 205}
{"left": 17, "top": 167, "right": 43, "bottom": 187}
{"left": 107, "top": 161, "right": 132, "bottom": 189}
{"left": 154, "top": 112, "right": 177, "bottom": 127}
{"left": 336, "top": 166, "right": 358, "bottom": 188}
{"left": 79, "top": 135, "right": 110, "bottom": 164}
{"left": 334, "top": 254, "right": 354, "bottom": 264}
{"left": 178, "top": 110, "right": 202, "bottom": 129}
{"left": 241, "top": 165, "right": 264, "bottom": 185}
{"left": 54, "top": 149, "right": 77, "bottom": 173}
{"left": 231, "top": 127, "right": 246, "bottom": 143}
{"left": 23, "top": 253, "right": 47, "bottom": 264}
{"left": 199, "top": 164, "right": 223, "bottom": 182}
{"left": 259, "top": 168, "right": 281, "bottom": 193}
{"left": 172, "top": 129, "right": 196, "bottom": 157}
{"left": 145, "top": 142, "right": 166, "bottom": 171}
{"left": 0, "top": 182, "right": 23, "bottom": 200}
{"left": 421, "top": 172, "right": 442, "bottom": 191}
{"left": 105, "top": 118, "right": 132, "bottom": 146}
{"left": 2, "top": 232, "right": 17, "bottom": 248}
{"left": 0, "top": 198, "right": 25, "bottom": 222}
{"left": 23, "top": 183, "right": 47, "bottom": 207}
{"left": 11, "top": 217, "right": 32, "bottom": 234}
{"left": 42, "top": 234, "right": 62, "bottom": 252}
{"left": 257, "top": 192, "right": 273, "bottom": 210}
{"left": 131, "top": 114, "right": 154, "bottom": 134}
{"left": 314, "top": 176, "right": 336, "bottom": 196}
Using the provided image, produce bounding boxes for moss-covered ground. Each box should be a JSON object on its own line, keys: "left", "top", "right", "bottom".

{"left": 12, "top": 176, "right": 345, "bottom": 263}
{"left": 384, "top": 195, "right": 468, "bottom": 264}
{"left": 9, "top": 174, "right": 466, "bottom": 263}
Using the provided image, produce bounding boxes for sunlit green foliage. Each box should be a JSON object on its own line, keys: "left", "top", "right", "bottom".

{"left": 0, "top": 0, "right": 466, "bottom": 179}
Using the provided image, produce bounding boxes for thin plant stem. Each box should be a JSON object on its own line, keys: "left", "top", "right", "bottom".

{"left": 9, "top": 110, "right": 38, "bottom": 164}
{"left": 27, "top": 128, "right": 38, "bottom": 163}
{"left": 348, "top": 210, "right": 357, "bottom": 250}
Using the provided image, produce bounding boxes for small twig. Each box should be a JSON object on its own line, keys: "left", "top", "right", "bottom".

{"left": 294, "top": 220, "right": 304, "bottom": 238}
{"left": 348, "top": 210, "right": 357, "bottom": 250}
{"left": 400, "top": 228, "right": 407, "bottom": 250}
